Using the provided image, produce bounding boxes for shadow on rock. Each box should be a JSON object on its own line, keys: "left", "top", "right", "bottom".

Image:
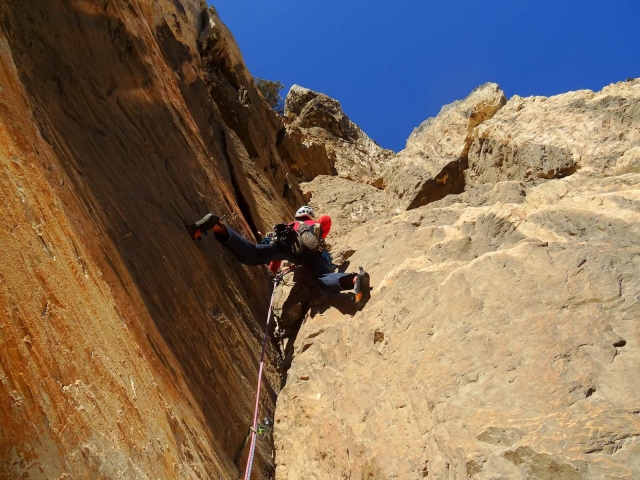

{"left": 310, "top": 292, "right": 358, "bottom": 317}
{"left": 272, "top": 267, "right": 360, "bottom": 386}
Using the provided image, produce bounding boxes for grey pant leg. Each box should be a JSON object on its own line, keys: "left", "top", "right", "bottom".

{"left": 316, "top": 272, "right": 355, "bottom": 294}
{"left": 221, "top": 226, "right": 292, "bottom": 266}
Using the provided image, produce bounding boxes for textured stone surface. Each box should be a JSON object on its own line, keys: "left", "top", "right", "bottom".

{"left": 0, "top": 1, "right": 296, "bottom": 478}
{"left": 3, "top": 2, "right": 640, "bottom": 478}
{"left": 616, "top": 147, "right": 640, "bottom": 175}
{"left": 272, "top": 269, "right": 326, "bottom": 330}
{"left": 197, "top": 7, "right": 306, "bottom": 234}
{"left": 279, "top": 85, "right": 393, "bottom": 186}
{"left": 385, "top": 83, "right": 506, "bottom": 210}
{"left": 300, "top": 175, "right": 397, "bottom": 241}
{"left": 275, "top": 169, "right": 640, "bottom": 479}
{"left": 466, "top": 79, "right": 640, "bottom": 187}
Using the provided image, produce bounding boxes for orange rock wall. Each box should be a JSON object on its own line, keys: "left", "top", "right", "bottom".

{"left": 0, "top": 1, "right": 297, "bottom": 477}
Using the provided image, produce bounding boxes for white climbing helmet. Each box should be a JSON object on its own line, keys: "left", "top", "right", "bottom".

{"left": 295, "top": 205, "right": 315, "bottom": 220}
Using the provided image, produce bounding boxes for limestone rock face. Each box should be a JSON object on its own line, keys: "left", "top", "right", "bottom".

{"left": 385, "top": 83, "right": 507, "bottom": 210}
{"left": 279, "top": 85, "right": 394, "bottom": 186}
{"left": 275, "top": 87, "right": 640, "bottom": 480}
{"left": 300, "top": 175, "right": 397, "bottom": 240}
{"left": 616, "top": 147, "right": 640, "bottom": 175}
{"left": 274, "top": 169, "right": 640, "bottom": 479}
{"left": 466, "top": 79, "right": 640, "bottom": 187}
{"left": 0, "top": 1, "right": 299, "bottom": 478}
{"left": 272, "top": 269, "right": 326, "bottom": 330}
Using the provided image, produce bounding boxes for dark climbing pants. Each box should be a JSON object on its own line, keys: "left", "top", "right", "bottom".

{"left": 222, "top": 226, "right": 354, "bottom": 294}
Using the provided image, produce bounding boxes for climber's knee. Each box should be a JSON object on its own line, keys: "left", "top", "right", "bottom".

{"left": 213, "top": 222, "right": 229, "bottom": 241}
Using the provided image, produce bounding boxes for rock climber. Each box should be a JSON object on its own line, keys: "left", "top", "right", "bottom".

{"left": 188, "top": 206, "right": 371, "bottom": 308}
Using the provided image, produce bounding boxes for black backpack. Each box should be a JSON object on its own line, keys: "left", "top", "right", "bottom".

{"left": 263, "top": 222, "right": 322, "bottom": 255}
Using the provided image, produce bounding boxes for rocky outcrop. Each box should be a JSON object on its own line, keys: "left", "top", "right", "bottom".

{"left": 272, "top": 79, "right": 640, "bottom": 480}
{"left": 466, "top": 79, "right": 640, "bottom": 187}
{"left": 275, "top": 167, "right": 640, "bottom": 479}
{"left": 0, "top": 1, "right": 300, "bottom": 478}
{"left": 384, "top": 83, "right": 507, "bottom": 210}
{"left": 382, "top": 80, "right": 640, "bottom": 211}
{"left": 278, "top": 85, "right": 394, "bottom": 186}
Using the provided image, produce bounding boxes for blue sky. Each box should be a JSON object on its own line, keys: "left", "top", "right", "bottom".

{"left": 211, "top": 1, "right": 639, "bottom": 152}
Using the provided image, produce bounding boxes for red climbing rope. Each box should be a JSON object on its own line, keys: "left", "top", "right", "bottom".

{"left": 243, "top": 270, "right": 287, "bottom": 480}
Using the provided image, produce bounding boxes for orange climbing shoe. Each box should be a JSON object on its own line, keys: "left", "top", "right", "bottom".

{"left": 354, "top": 267, "right": 370, "bottom": 309}
{"left": 187, "top": 213, "right": 220, "bottom": 241}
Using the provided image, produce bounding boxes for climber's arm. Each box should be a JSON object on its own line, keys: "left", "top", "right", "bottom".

{"left": 318, "top": 215, "right": 332, "bottom": 238}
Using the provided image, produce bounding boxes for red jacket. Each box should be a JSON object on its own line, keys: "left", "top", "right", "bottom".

{"left": 269, "top": 215, "right": 331, "bottom": 274}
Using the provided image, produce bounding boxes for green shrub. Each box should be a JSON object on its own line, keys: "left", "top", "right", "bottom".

{"left": 255, "top": 78, "right": 285, "bottom": 115}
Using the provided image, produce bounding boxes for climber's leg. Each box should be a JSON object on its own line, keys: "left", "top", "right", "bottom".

{"left": 188, "top": 213, "right": 292, "bottom": 266}
{"left": 315, "top": 268, "right": 370, "bottom": 308}
{"left": 339, "top": 273, "right": 358, "bottom": 289}
{"left": 222, "top": 226, "right": 292, "bottom": 266}
{"left": 315, "top": 272, "right": 357, "bottom": 294}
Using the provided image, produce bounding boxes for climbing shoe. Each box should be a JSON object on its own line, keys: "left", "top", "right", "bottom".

{"left": 187, "top": 213, "right": 220, "bottom": 241}
{"left": 354, "top": 267, "right": 370, "bottom": 309}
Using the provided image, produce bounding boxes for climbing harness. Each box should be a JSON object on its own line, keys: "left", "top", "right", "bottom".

{"left": 259, "top": 223, "right": 303, "bottom": 255}
{"left": 243, "top": 269, "right": 288, "bottom": 480}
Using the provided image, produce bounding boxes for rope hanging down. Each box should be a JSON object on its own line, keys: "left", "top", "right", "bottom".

{"left": 243, "top": 270, "right": 287, "bottom": 480}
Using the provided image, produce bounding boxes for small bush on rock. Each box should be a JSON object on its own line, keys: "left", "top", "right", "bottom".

{"left": 256, "top": 77, "right": 285, "bottom": 115}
